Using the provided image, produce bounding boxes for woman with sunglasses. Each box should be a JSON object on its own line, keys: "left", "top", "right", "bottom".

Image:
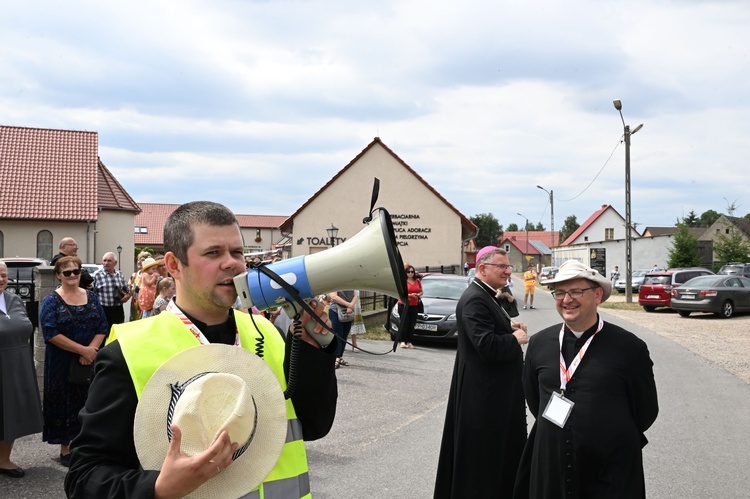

{"left": 39, "top": 256, "right": 108, "bottom": 467}
{"left": 397, "top": 265, "right": 423, "bottom": 349}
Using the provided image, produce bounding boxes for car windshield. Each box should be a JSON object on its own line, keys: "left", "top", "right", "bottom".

{"left": 683, "top": 276, "right": 722, "bottom": 287}
{"left": 644, "top": 275, "right": 671, "bottom": 285}
{"left": 422, "top": 278, "right": 469, "bottom": 300}
{"left": 633, "top": 270, "right": 648, "bottom": 277}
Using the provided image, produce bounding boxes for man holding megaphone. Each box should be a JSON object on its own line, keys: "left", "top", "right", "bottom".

{"left": 65, "top": 201, "right": 339, "bottom": 499}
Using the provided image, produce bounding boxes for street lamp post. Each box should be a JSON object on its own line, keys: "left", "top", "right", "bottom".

{"left": 326, "top": 224, "right": 339, "bottom": 248}
{"left": 517, "top": 212, "right": 529, "bottom": 267}
{"left": 116, "top": 245, "right": 122, "bottom": 270}
{"left": 537, "top": 185, "right": 554, "bottom": 264}
{"left": 613, "top": 100, "right": 643, "bottom": 303}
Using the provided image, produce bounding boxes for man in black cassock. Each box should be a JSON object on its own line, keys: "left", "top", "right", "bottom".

{"left": 514, "top": 260, "right": 658, "bottom": 498}
{"left": 434, "top": 247, "right": 528, "bottom": 498}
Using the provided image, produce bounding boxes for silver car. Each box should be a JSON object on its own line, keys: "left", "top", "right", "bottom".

{"left": 614, "top": 269, "right": 651, "bottom": 293}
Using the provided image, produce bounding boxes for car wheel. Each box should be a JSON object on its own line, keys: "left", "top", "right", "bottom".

{"left": 716, "top": 300, "right": 734, "bottom": 319}
{"left": 643, "top": 306, "right": 656, "bottom": 312}
{"left": 677, "top": 310, "right": 691, "bottom": 318}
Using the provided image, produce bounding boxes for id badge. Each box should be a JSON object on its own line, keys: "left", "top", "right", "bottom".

{"left": 542, "top": 391, "right": 574, "bottom": 428}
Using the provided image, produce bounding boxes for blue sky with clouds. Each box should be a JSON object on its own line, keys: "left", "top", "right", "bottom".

{"left": 3, "top": 0, "right": 749, "bottom": 230}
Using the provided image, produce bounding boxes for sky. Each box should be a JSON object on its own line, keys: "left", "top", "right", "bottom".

{"left": 2, "top": 0, "right": 749, "bottom": 232}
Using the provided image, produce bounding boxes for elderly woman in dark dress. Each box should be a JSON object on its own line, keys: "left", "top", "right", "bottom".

{"left": 39, "top": 256, "right": 107, "bottom": 467}
{"left": 0, "top": 261, "right": 43, "bottom": 478}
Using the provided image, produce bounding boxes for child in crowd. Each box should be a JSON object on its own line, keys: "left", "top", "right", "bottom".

{"left": 151, "top": 277, "right": 175, "bottom": 316}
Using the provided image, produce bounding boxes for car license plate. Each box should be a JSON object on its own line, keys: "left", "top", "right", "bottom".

{"left": 415, "top": 323, "right": 438, "bottom": 332}
{"left": 681, "top": 294, "right": 695, "bottom": 300}
{"left": 647, "top": 295, "right": 659, "bottom": 299}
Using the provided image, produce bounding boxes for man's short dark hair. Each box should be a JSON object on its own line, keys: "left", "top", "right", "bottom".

{"left": 164, "top": 201, "right": 239, "bottom": 265}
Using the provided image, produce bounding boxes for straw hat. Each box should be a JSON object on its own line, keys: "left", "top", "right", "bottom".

{"left": 134, "top": 344, "right": 287, "bottom": 499}
{"left": 548, "top": 260, "right": 612, "bottom": 302}
{"left": 141, "top": 257, "right": 159, "bottom": 272}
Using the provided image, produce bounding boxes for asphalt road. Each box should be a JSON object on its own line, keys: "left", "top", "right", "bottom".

{"left": 5, "top": 290, "right": 750, "bottom": 497}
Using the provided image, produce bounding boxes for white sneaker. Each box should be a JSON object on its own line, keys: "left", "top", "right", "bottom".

{"left": 523, "top": 305, "right": 527, "bottom": 310}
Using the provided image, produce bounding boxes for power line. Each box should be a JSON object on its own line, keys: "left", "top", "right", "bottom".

{"left": 554, "top": 137, "right": 622, "bottom": 202}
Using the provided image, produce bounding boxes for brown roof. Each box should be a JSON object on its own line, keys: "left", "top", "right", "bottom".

{"left": 135, "top": 203, "right": 289, "bottom": 246}
{"left": 279, "top": 137, "right": 477, "bottom": 235}
{"left": 0, "top": 125, "right": 139, "bottom": 220}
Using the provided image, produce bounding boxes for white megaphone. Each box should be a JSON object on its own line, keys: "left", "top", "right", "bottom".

{"left": 234, "top": 208, "right": 407, "bottom": 346}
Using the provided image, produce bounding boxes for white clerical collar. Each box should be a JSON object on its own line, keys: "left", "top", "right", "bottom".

{"left": 0, "top": 293, "right": 6, "bottom": 315}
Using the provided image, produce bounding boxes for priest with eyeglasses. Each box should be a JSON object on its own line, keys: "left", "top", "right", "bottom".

{"left": 514, "top": 260, "right": 659, "bottom": 499}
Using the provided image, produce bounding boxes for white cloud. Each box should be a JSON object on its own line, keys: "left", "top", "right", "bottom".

{"left": 2, "top": 0, "right": 749, "bottom": 230}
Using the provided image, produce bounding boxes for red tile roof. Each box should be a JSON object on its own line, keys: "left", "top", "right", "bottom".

{"left": 503, "top": 230, "right": 560, "bottom": 248}
{"left": 0, "top": 125, "right": 139, "bottom": 220}
{"left": 279, "top": 137, "right": 477, "bottom": 235}
{"left": 500, "top": 236, "right": 542, "bottom": 255}
{"left": 559, "top": 204, "right": 639, "bottom": 246}
{"left": 561, "top": 205, "right": 612, "bottom": 245}
{"left": 134, "top": 203, "right": 289, "bottom": 246}
{"left": 97, "top": 158, "right": 140, "bottom": 212}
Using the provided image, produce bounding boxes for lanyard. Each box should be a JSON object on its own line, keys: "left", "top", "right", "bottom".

{"left": 558, "top": 316, "right": 603, "bottom": 392}
{"left": 165, "top": 299, "right": 241, "bottom": 348}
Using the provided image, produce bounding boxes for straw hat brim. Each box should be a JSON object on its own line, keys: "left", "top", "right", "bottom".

{"left": 134, "top": 344, "right": 287, "bottom": 499}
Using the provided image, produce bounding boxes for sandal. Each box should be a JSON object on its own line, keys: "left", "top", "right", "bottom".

{"left": 338, "top": 358, "right": 349, "bottom": 367}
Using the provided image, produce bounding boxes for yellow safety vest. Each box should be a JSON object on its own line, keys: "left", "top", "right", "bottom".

{"left": 111, "top": 311, "right": 312, "bottom": 499}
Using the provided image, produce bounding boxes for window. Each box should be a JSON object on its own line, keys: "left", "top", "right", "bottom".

{"left": 605, "top": 228, "right": 614, "bottom": 240}
{"left": 134, "top": 226, "right": 149, "bottom": 234}
{"left": 37, "top": 230, "right": 53, "bottom": 261}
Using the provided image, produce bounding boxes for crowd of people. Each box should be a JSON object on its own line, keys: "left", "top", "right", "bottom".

{"left": 1, "top": 214, "right": 659, "bottom": 499}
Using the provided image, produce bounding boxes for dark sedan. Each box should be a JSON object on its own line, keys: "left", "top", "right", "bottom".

{"left": 388, "top": 274, "right": 470, "bottom": 342}
{"left": 670, "top": 275, "right": 750, "bottom": 318}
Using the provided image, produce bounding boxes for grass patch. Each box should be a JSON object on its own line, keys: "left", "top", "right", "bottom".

{"left": 600, "top": 301, "right": 642, "bottom": 311}
{"left": 360, "top": 324, "right": 393, "bottom": 341}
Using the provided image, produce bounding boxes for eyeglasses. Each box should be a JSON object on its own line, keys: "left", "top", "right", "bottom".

{"left": 61, "top": 269, "right": 82, "bottom": 277}
{"left": 484, "top": 263, "right": 513, "bottom": 271}
{"left": 406, "top": 270, "right": 415, "bottom": 274}
{"left": 551, "top": 287, "right": 597, "bottom": 300}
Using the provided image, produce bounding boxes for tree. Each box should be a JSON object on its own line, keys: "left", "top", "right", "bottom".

{"left": 534, "top": 222, "right": 545, "bottom": 231}
{"left": 667, "top": 224, "right": 701, "bottom": 268}
{"left": 559, "top": 215, "right": 580, "bottom": 243}
{"left": 698, "top": 209, "right": 721, "bottom": 227}
{"left": 713, "top": 219, "right": 750, "bottom": 265}
{"left": 507, "top": 223, "right": 519, "bottom": 232}
{"left": 681, "top": 211, "right": 699, "bottom": 227}
{"left": 470, "top": 213, "right": 503, "bottom": 248}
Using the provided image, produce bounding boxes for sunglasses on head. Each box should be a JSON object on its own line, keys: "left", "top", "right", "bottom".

{"left": 61, "top": 269, "right": 82, "bottom": 277}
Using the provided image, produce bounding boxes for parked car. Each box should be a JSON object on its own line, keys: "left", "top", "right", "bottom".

{"left": 388, "top": 274, "right": 470, "bottom": 342}
{"left": 671, "top": 275, "right": 750, "bottom": 318}
{"left": 538, "top": 266, "right": 559, "bottom": 286}
{"left": 467, "top": 267, "right": 476, "bottom": 279}
{"left": 82, "top": 263, "right": 103, "bottom": 276}
{"left": 614, "top": 268, "right": 652, "bottom": 293}
{"left": 0, "top": 257, "right": 48, "bottom": 327}
{"left": 717, "top": 263, "right": 750, "bottom": 278}
{"left": 638, "top": 268, "right": 714, "bottom": 312}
